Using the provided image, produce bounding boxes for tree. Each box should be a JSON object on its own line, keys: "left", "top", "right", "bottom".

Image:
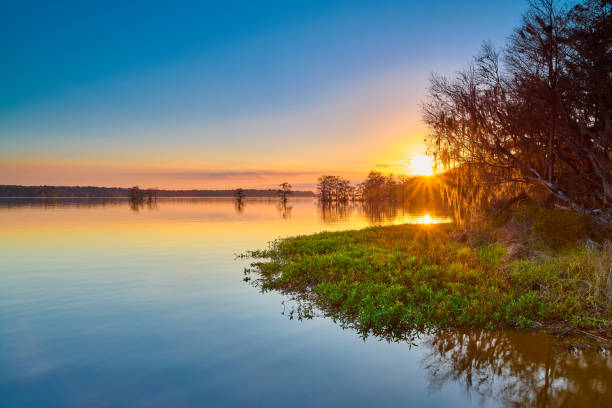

{"left": 128, "top": 186, "right": 144, "bottom": 202}
{"left": 277, "top": 182, "right": 293, "bottom": 203}
{"left": 234, "top": 188, "right": 245, "bottom": 201}
{"left": 317, "top": 175, "right": 334, "bottom": 202}
{"left": 361, "top": 171, "right": 394, "bottom": 203}
{"left": 317, "top": 175, "right": 352, "bottom": 202}
{"left": 423, "top": 0, "right": 612, "bottom": 216}
{"left": 145, "top": 188, "right": 157, "bottom": 203}
{"left": 232, "top": 188, "right": 245, "bottom": 213}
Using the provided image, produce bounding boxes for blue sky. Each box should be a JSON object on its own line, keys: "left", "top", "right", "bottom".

{"left": 1, "top": 0, "right": 527, "bottom": 188}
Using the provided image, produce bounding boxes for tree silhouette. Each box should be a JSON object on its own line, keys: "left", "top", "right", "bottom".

{"left": 277, "top": 182, "right": 293, "bottom": 204}
{"left": 423, "top": 0, "right": 612, "bottom": 215}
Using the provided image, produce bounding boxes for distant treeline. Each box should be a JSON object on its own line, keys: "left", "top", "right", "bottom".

{"left": 0, "top": 185, "right": 316, "bottom": 198}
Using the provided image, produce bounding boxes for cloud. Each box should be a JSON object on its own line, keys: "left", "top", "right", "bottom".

{"left": 120, "top": 170, "right": 323, "bottom": 180}
{"left": 375, "top": 162, "right": 407, "bottom": 169}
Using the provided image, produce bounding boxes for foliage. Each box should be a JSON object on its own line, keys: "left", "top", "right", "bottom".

{"left": 246, "top": 212, "right": 612, "bottom": 338}
{"left": 361, "top": 171, "right": 445, "bottom": 208}
{"left": 277, "top": 182, "right": 293, "bottom": 203}
{"left": 128, "top": 186, "right": 157, "bottom": 203}
{"left": 513, "top": 205, "right": 597, "bottom": 250}
{"left": 317, "top": 175, "right": 354, "bottom": 202}
{"left": 423, "top": 0, "right": 612, "bottom": 213}
{"left": 316, "top": 172, "right": 447, "bottom": 212}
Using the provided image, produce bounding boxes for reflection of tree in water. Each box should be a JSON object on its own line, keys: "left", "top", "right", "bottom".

{"left": 361, "top": 201, "right": 402, "bottom": 224}
{"left": 423, "top": 329, "right": 612, "bottom": 407}
{"left": 234, "top": 200, "right": 245, "bottom": 214}
{"left": 254, "top": 293, "right": 611, "bottom": 407}
{"left": 0, "top": 197, "right": 130, "bottom": 209}
{"left": 277, "top": 202, "right": 293, "bottom": 219}
{"left": 318, "top": 202, "right": 355, "bottom": 224}
{"left": 318, "top": 201, "right": 449, "bottom": 225}
{"left": 129, "top": 199, "right": 157, "bottom": 212}
{"left": 234, "top": 188, "right": 245, "bottom": 213}
{"left": 318, "top": 201, "right": 411, "bottom": 225}
{"left": 128, "top": 186, "right": 158, "bottom": 212}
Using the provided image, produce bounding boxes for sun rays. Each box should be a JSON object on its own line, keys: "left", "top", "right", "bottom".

{"left": 400, "top": 155, "right": 434, "bottom": 176}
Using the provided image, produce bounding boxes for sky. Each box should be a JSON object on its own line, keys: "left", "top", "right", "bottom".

{"left": 0, "top": 0, "right": 527, "bottom": 190}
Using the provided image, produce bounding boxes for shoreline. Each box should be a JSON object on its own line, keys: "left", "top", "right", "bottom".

{"left": 245, "top": 208, "right": 612, "bottom": 344}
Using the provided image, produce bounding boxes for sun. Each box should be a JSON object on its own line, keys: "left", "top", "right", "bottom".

{"left": 405, "top": 154, "right": 434, "bottom": 176}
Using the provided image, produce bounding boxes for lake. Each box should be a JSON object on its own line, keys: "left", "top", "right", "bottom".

{"left": 1, "top": 198, "right": 610, "bottom": 407}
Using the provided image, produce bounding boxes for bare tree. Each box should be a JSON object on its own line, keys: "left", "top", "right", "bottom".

{"left": 277, "top": 182, "right": 293, "bottom": 204}
{"left": 423, "top": 0, "right": 612, "bottom": 218}
{"left": 234, "top": 188, "right": 245, "bottom": 201}
{"left": 317, "top": 175, "right": 352, "bottom": 202}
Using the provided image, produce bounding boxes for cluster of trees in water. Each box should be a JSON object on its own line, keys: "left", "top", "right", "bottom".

{"left": 126, "top": 186, "right": 158, "bottom": 211}
{"left": 316, "top": 171, "right": 446, "bottom": 209}
{"left": 317, "top": 175, "right": 354, "bottom": 202}
{"left": 233, "top": 182, "right": 296, "bottom": 214}
{"left": 423, "top": 0, "right": 612, "bottom": 219}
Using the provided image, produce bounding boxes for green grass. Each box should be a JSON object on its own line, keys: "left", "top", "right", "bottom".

{"left": 246, "top": 212, "right": 612, "bottom": 340}
{"left": 511, "top": 205, "right": 599, "bottom": 250}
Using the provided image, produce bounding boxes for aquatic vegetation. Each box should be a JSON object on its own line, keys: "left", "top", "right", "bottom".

{"left": 246, "top": 210, "right": 612, "bottom": 339}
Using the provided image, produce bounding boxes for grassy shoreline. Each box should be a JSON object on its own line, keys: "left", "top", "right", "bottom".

{"left": 245, "top": 207, "right": 612, "bottom": 342}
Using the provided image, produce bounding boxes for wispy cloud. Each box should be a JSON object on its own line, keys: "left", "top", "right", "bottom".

{"left": 375, "top": 161, "right": 409, "bottom": 169}
{"left": 120, "top": 170, "right": 323, "bottom": 180}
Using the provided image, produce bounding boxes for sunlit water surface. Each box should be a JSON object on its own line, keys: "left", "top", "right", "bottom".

{"left": 0, "top": 198, "right": 610, "bottom": 407}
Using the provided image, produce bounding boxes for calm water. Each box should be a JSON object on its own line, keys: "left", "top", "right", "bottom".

{"left": 0, "top": 198, "right": 610, "bottom": 407}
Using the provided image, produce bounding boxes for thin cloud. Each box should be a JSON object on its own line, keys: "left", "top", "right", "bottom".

{"left": 375, "top": 162, "right": 408, "bottom": 169}
{"left": 120, "top": 170, "right": 323, "bottom": 179}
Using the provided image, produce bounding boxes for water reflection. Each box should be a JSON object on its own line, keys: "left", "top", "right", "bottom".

{"left": 0, "top": 197, "right": 453, "bottom": 226}
{"left": 423, "top": 329, "right": 612, "bottom": 407}
{"left": 318, "top": 201, "right": 452, "bottom": 225}
{"left": 1, "top": 197, "right": 609, "bottom": 407}
{"left": 234, "top": 199, "right": 245, "bottom": 213}
{"left": 318, "top": 201, "right": 355, "bottom": 224}
{"left": 0, "top": 197, "right": 129, "bottom": 209}
{"left": 129, "top": 198, "right": 158, "bottom": 212}
{"left": 277, "top": 202, "right": 293, "bottom": 219}
{"left": 268, "top": 298, "right": 612, "bottom": 407}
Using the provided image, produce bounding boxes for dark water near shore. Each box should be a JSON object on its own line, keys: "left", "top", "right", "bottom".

{"left": 0, "top": 198, "right": 610, "bottom": 407}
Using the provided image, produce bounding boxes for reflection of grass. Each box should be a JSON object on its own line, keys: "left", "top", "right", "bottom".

{"left": 246, "top": 210, "right": 612, "bottom": 339}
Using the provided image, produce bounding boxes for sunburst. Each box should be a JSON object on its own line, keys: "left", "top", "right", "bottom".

{"left": 401, "top": 155, "right": 434, "bottom": 176}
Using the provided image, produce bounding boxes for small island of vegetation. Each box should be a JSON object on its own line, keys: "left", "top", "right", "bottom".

{"left": 246, "top": 205, "right": 611, "bottom": 341}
